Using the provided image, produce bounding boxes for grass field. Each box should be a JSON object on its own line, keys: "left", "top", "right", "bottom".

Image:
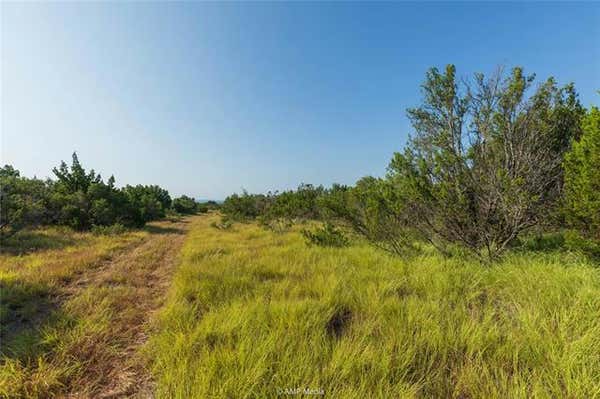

{"left": 2, "top": 214, "right": 600, "bottom": 398}
{"left": 0, "top": 217, "right": 196, "bottom": 398}
{"left": 148, "top": 214, "right": 600, "bottom": 398}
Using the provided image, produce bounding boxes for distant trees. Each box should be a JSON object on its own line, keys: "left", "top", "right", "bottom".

{"left": 221, "top": 65, "right": 597, "bottom": 261}
{"left": 0, "top": 152, "right": 202, "bottom": 236}
{"left": 123, "top": 184, "right": 172, "bottom": 223}
{"left": 221, "top": 191, "right": 270, "bottom": 221}
{"left": 172, "top": 195, "right": 202, "bottom": 215}
{"left": 319, "top": 178, "right": 420, "bottom": 256}
{"left": 0, "top": 166, "right": 50, "bottom": 235}
{"left": 50, "top": 153, "right": 138, "bottom": 229}
{"left": 221, "top": 184, "right": 323, "bottom": 223}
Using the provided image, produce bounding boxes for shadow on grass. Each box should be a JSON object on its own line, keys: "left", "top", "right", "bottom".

{"left": 144, "top": 224, "right": 186, "bottom": 235}
{"left": 515, "top": 232, "right": 600, "bottom": 263}
{"left": 0, "top": 278, "right": 57, "bottom": 358}
{"left": 0, "top": 230, "right": 81, "bottom": 256}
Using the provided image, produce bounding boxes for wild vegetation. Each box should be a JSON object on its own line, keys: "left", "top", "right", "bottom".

{"left": 0, "top": 153, "right": 207, "bottom": 239}
{"left": 222, "top": 66, "right": 598, "bottom": 261}
{"left": 148, "top": 214, "right": 600, "bottom": 398}
{"left": 0, "top": 217, "right": 199, "bottom": 397}
{"left": 1, "top": 65, "right": 598, "bottom": 398}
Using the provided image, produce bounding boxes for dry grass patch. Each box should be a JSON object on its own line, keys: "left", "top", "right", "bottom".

{"left": 0, "top": 217, "right": 198, "bottom": 398}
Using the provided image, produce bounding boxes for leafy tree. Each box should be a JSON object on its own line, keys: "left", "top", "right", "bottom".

{"left": 263, "top": 183, "right": 324, "bottom": 222}
{"left": 563, "top": 106, "right": 600, "bottom": 238}
{"left": 172, "top": 195, "right": 199, "bottom": 215}
{"left": 123, "top": 185, "right": 172, "bottom": 222}
{"left": 221, "top": 191, "right": 269, "bottom": 221}
{"left": 0, "top": 165, "right": 51, "bottom": 236}
{"left": 386, "top": 65, "right": 584, "bottom": 259}
{"left": 320, "top": 179, "right": 419, "bottom": 256}
{"left": 50, "top": 152, "right": 139, "bottom": 229}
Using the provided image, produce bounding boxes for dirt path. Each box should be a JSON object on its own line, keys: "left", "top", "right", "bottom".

{"left": 61, "top": 216, "right": 199, "bottom": 398}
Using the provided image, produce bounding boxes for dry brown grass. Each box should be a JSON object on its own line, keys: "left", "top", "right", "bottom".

{"left": 0, "top": 216, "right": 201, "bottom": 398}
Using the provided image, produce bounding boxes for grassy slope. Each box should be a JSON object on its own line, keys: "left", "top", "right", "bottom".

{"left": 0, "top": 218, "right": 194, "bottom": 398}
{"left": 148, "top": 215, "right": 600, "bottom": 398}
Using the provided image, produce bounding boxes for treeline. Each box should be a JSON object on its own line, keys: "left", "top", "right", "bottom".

{"left": 0, "top": 153, "right": 215, "bottom": 235}
{"left": 222, "top": 66, "right": 599, "bottom": 260}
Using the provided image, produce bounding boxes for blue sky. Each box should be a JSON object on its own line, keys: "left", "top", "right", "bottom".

{"left": 2, "top": 2, "right": 598, "bottom": 199}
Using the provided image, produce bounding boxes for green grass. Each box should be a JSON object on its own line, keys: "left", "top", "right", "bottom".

{"left": 147, "top": 215, "right": 600, "bottom": 398}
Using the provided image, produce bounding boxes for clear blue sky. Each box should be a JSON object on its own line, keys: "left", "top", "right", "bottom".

{"left": 2, "top": 2, "right": 598, "bottom": 199}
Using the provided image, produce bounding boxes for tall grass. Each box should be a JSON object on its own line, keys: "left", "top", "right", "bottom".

{"left": 147, "top": 215, "right": 600, "bottom": 398}
{"left": 0, "top": 226, "right": 147, "bottom": 397}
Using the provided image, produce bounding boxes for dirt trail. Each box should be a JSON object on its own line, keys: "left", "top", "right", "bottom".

{"left": 62, "top": 216, "right": 198, "bottom": 399}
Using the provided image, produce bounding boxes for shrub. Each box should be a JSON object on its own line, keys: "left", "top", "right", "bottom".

{"left": 320, "top": 179, "right": 420, "bottom": 256}
{"left": 123, "top": 185, "right": 172, "bottom": 222}
{"left": 0, "top": 165, "right": 51, "bottom": 236}
{"left": 1, "top": 153, "right": 174, "bottom": 233}
{"left": 50, "top": 153, "right": 142, "bottom": 229}
{"left": 221, "top": 191, "right": 269, "bottom": 221}
{"left": 564, "top": 230, "right": 600, "bottom": 260}
{"left": 301, "top": 223, "right": 348, "bottom": 247}
{"left": 385, "top": 65, "right": 584, "bottom": 260}
{"left": 210, "top": 217, "right": 233, "bottom": 230}
{"left": 172, "top": 195, "right": 198, "bottom": 214}
{"left": 563, "top": 106, "right": 600, "bottom": 239}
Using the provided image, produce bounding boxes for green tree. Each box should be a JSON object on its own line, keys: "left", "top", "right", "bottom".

{"left": 172, "top": 195, "right": 199, "bottom": 215}
{"left": 123, "top": 185, "right": 172, "bottom": 222}
{"left": 386, "top": 65, "right": 583, "bottom": 259}
{"left": 0, "top": 165, "right": 51, "bottom": 236}
{"left": 50, "top": 152, "right": 139, "bottom": 229}
{"left": 564, "top": 106, "right": 600, "bottom": 238}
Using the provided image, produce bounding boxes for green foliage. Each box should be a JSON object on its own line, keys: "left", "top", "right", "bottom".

{"left": 172, "top": 195, "right": 199, "bottom": 215}
{"left": 0, "top": 166, "right": 51, "bottom": 236}
{"left": 563, "top": 106, "right": 600, "bottom": 238}
{"left": 301, "top": 222, "right": 348, "bottom": 247}
{"left": 564, "top": 230, "right": 600, "bottom": 260}
{"left": 124, "top": 184, "right": 172, "bottom": 223}
{"left": 1, "top": 152, "right": 178, "bottom": 233}
{"left": 266, "top": 184, "right": 324, "bottom": 221}
{"left": 385, "top": 65, "right": 584, "bottom": 259}
{"left": 222, "top": 184, "right": 324, "bottom": 224}
{"left": 50, "top": 153, "right": 140, "bottom": 229}
{"left": 320, "top": 179, "right": 420, "bottom": 256}
{"left": 221, "top": 190, "right": 269, "bottom": 221}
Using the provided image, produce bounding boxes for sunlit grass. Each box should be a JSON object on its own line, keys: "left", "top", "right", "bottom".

{"left": 0, "top": 225, "right": 148, "bottom": 398}
{"left": 148, "top": 215, "right": 600, "bottom": 398}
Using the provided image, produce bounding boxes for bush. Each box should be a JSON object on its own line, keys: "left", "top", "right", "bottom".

{"left": 123, "top": 185, "right": 172, "bottom": 222}
{"left": 1, "top": 153, "right": 174, "bottom": 233}
{"left": 210, "top": 217, "right": 233, "bottom": 230}
{"left": 0, "top": 165, "right": 51, "bottom": 236}
{"left": 564, "top": 230, "right": 600, "bottom": 260}
{"left": 320, "top": 179, "right": 420, "bottom": 256}
{"left": 563, "top": 106, "right": 600, "bottom": 239}
{"left": 221, "top": 191, "right": 269, "bottom": 221}
{"left": 385, "top": 65, "right": 583, "bottom": 260}
{"left": 301, "top": 223, "right": 348, "bottom": 247}
{"left": 172, "top": 195, "right": 198, "bottom": 215}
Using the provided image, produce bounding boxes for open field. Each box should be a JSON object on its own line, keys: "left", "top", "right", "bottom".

{"left": 148, "top": 214, "right": 600, "bottom": 398}
{"left": 2, "top": 213, "right": 600, "bottom": 398}
{"left": 0, "top": 216, "right": 200, "bottom": 398}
